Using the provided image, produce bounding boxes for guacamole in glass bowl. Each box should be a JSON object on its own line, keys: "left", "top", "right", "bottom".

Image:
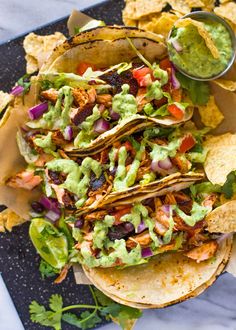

{"left": 167, "top": 12, "right": 236, "bottom": 81}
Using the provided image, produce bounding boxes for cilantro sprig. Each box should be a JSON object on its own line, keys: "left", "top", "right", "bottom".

{"left": 29, "top": 286, "right": 142, "bottom": 330}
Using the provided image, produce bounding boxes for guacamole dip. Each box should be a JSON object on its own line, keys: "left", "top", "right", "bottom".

{"left": 168, "top": 19, "right": 233, "bottom": 78}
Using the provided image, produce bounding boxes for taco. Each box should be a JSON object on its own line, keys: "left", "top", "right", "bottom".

{"left": 6, "top": 124, "right": 205, "bottom": 213}
{"left": 23, "top": 27, "right": 194, "bottom": 157}
{"left": 83, "top": 235, "right": 232, "bottom": 308}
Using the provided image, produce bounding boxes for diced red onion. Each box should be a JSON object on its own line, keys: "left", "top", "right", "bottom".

{"left": 11, "top": 85, "right": 24, "bottom": 96}
{"left": 109, "top": 108, "right": 120, "bottom": 120}
{"left": 28, "top": 102, "right": 48, "bottom": 120}
{"left": 110, "top": 109, "right": 120, "bottom": 120}
{"left": 171, "top": 39, "right": 183, "bottom": 52}
{"left": 151, "top": 157, "right": 173, "bottom": 172}
{"left": 160, "top": 204, "right": 171, "bottom": 217}
{"left": 39, "top": 196, "right": 60, "bottom": 214}
{"left": 141, "top": 247, "right": 153, "bottom": 258}
{"left": 171, "top": 64, "right": 181, "bottom": 90}
{"left": 158, "top": 157, "right": 173, "bottom": 170}
{"left": 63, "top": 126, "right": 73, "bottom": 141}
{"left": 93, "top": 118, "right": 110, "bottom": 134}
{"left": 45, "top": 210, "right": 60, "bottom": 222}
{"left": 137, "top": 220, "right": 147, "bottom": 233}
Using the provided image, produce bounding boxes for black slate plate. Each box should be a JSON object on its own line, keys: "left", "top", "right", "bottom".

{"left": 0, "top": 1, "right": 124, "bottom": 329}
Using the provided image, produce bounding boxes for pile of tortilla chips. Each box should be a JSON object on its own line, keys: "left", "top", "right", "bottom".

{"left": 123, "top": 0, "right": 236, "bottom": 38}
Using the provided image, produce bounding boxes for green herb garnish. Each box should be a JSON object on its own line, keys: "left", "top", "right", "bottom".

{"left": 29, "top": 286, "right": 142, "bottom": 330}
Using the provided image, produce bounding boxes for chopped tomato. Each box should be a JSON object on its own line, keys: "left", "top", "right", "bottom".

{"left": 133, "top": 67, "right": 153, "bottom": 87}
{"left": 123, "top": 141, "right": 133, "bottom": 152}
{"left": 179, "top": 134, "right": 196, "bottom": 153}
{"left": 159, "top": 58, "right": 172, "bottom": 70}
{"left": 167, "top": 104, "right": 184, "bottom": 120}
{"left": 113, "top": 207, "right": 132, "bottom": 222}
{"left": 76, "top": 62, "right": 96, "bottom": 75}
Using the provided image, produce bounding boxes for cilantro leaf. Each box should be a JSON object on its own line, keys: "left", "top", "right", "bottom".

{"left": 39, "top": 259, "right": 59, "bottom": 279}
{"left": 79, "top": 311, "right": 102, "bottom": 330}
{"left": 49, "top": 295, "right": 63, "bottom": 312}
{"left": 62, "top": 311, "right": 101, "bottom": 329}
{"left": 176, "top": 72, "right": 210, "bottom": 105}
{"left": 94, "top": 289, "right": 114, "bottom": 306}
{"left": 29, "top": 300, "right": 62, "bottom": 330}
{"left": 222, "top": 171, "right": 236, "bottom": 199}
{"left": 17, "top": 73, "right": 32, "bottom": 95}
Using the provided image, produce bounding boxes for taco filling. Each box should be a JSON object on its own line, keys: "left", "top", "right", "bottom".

{"left": 7, "top": 124, "right": 206, "bottom": 210}
{"left": 25, "top": 55, "right": 192, "bottom": 154}
{"left": 29, "top": 184, "right": 223, "bottom": 270}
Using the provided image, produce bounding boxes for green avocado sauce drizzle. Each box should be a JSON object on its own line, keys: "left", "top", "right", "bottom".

{"left": 46, "top": 158, "right": 101, "bottom": 207}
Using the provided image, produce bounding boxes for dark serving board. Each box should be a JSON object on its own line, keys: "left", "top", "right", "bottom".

{"left": 0, "top": 1, "right": 123, "bottom": 329}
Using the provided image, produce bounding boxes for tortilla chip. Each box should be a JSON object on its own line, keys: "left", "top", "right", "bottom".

{"left": 122, "top": 0, "right": 167, "bottom": 20}
{"left": 175, "top": 18, "right": 220, "bottom": 59}
{"left": 212, "top": 79, "right": 236, "bottom": 92}
{"left": 206, "top": 201, "right": 236, "bottom": 233}
{"left": 23, "top": 32, "right": 66, "bottom": 74}
{"left": 138, "top": 12, "right": 178, "bottom": 38}
{"left": 0, "top": 91, "right": 13, "bottom": 114}
{"left": 0, "top": 208, "right": 26, "bottom": 232}
{"left": 197, "top": 95, "right": 224, "bottom": 129}
{"left": 201, "top": 0, "right": 215, "bottom": 11}
{"left": 204, "top": 133, "right": 236, "bottom": 185}
{"left": 185, "top": 0, "right": 204, "bottom": 7}
{"left": 168, "top": 0, "right": 191, "bottom": 14}
{"left": 214, "top": 2, "right": 236, "bottom": 25}
{"left": 123, "top": 17, "right": 138, "bottom": 27}
{"left": 111, "top": 316, "right": 137, "bottom": 330}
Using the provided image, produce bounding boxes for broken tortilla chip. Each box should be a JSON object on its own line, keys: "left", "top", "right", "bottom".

{"left": 197, "top": 95, "right": 224, "bottom": 129}
{"left": 206, "top": 201, "right": 236, "bottom": 233}
{"left": 214, "top": 2, "right": 236, "bottom": 26}
{"left": 0, "top": 208, "right": 26, "bottom": 232}
{"left": 175, "top": 18, "right": 220, "bottom": 59}
{"left": 212, "top": 79, "right": 236, "bottom": 92}
{"left": 168, "top": 0, "right": 191, "bottom": 14}
{"left": 0, "top": 91, "right": 13, "bottom": 114}
{"left": 204, "top": 133, "right": 236, "bottom": 185}
{"left": 122, "top": 0, "right": 167, "bottom": 20}
{"left": 185, "top": 0, "right": 204, "bottom": 7}
{"left": 23, "top": 32, "right": 66, "bottom": 74}
{"left": 138, "top": 12, "right": 178, "bottom": 38}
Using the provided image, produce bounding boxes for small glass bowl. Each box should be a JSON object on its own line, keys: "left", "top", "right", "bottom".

{"left": 167, "top": 11, "right": 236, "bottom": 81}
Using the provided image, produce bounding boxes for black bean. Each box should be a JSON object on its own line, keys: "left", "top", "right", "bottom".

{"left": 108, "top": 222, "right": 135, "bottom": 241}
{"left": 48, "top": 170, "right": 65, "bottom": 185}
{"left": 31, "top": 201, "right": 44, "bottom": 213}
{"left": 89, "top": 173, "right": 106, "bottom": 191}
{"left": 75, "top": 219, "right": 84, "bottom": 229}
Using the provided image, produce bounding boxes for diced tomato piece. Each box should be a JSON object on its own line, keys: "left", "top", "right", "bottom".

{"left": 113, "top": 207, "right": 132, "bottom": 222}
{"left": 159, "top": 58, "right": 172, "bottom": 70}
{"left": 167, "top": 104, "right": 184, "bottom": 120}
{"left": 76, "top": 62, "right": 96, "bottom": 75}
{"left": 179, "top": 134, "right": 196, "bottom": 153}
{"left": 123, "top": 141, "right": 133, "bottom": 152}
{"left": 133, "top": 67, "right": 153, "bottom": 87}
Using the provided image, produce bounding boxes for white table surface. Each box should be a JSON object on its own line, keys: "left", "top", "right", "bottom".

{"left": 0, "top": 1, "right": 236, "bottom": 329}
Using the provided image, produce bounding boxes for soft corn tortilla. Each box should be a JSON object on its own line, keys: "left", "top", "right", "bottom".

{"left": 41, "top": 26, "right": 165, "bottom": 72}
{"left": 76, "top": 173, "right": 204, "bottom": 215}
{"left": 83, "top": 236, "right": 232, "bottom": 308}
